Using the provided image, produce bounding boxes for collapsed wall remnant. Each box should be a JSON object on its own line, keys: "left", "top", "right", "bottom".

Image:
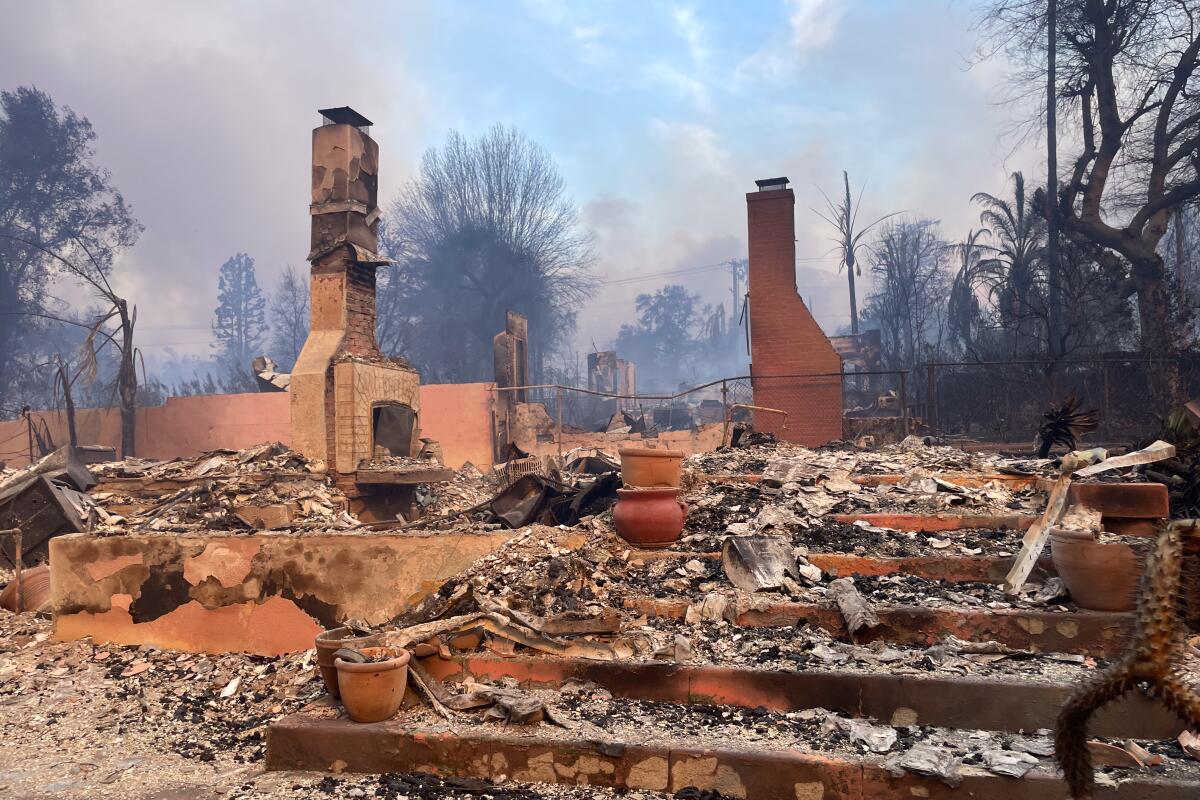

{"left": 587, "top": 351, "right": 637, "bottom": 409}
{"left": 493, "top": 311, "right": 531, "bottom": 459}
{"left": 493, "top": 311, "right": 530, "bottom": 403}
{"left": 50, "top": 529, "right": 516, "bottom": 655}
{"left": 830, "top": 329, "right": 883, "bottom": 373}
{"left": 746, "top": 177, "right": 843, "bottom": 445}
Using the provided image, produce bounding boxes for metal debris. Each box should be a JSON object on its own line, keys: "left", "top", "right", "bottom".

{"left": 885, "top": 743, "right": 964, "bottom": 787}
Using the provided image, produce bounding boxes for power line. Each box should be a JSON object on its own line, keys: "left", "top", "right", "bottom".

{"left": 599, "top": 261, "right": 731, "bottom": 287}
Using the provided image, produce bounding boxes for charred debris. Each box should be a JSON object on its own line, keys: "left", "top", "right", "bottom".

{"left": 2, "top": 425, "right": 1200, "bottom": 798}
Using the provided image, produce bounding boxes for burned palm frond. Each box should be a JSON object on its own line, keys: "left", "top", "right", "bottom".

{"left": 1055, "top": 523, "right": 1200, "bottom": 798}
{"left": 1036, "top": 393, "right": 1099, "bottom": 459}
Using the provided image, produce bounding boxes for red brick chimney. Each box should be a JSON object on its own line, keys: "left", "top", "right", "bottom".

{"left": 746, "top": 177, "right": 843, "bottom": 445}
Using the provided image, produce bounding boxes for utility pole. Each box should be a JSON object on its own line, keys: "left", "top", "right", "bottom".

{"left": 729, "top": 259, "right": 746, "bottom": 350}
{"left": 1046, "top": 0, "right": 1062, "bottom": 361}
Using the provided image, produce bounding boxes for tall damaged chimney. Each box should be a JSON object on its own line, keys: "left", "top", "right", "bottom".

{"left": 745, "top": 176, "right": 843, "bottom": 445}
{"left": 308, "top": 106, "right": 387, "bottom": 356}
{"left": 290, "top": 107, "right": 421, "bottom": 475}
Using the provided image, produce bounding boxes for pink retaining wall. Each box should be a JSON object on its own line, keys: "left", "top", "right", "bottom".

{"left": 0, "top": 383, "right": 495, "bottom": 470}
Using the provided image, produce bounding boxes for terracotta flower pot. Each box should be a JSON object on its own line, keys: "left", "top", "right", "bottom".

{"left": 335, "top": 646, "right": 411, "bottom": 723}
{"left": 1049, "top": 528, "right": 1143, "bottom": 612}
{"left": 619, "top": 447, "right": 685, "bottom": 488}
{"left": 613, "top": 487, "right": 688, "bottom": 549}
{"left": 315, "top": 627, "right": 382, "bottom": 698}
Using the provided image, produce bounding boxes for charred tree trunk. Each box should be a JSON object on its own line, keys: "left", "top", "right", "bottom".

{"left": 117, "top": 300, "right": 137, "bottom": 458}
{"left": 846, "top": 261, "right": 859, "bottom": 336}
{"left": 1132, "top": 257, "right": 1180, "bottom": 407}
{"left": 55, "top": 358, "right": 77, "bottom": 448}
{"left": 0, "top": 271, "right": 20, "bottom": 408}
{"left": 1177, "top": 210, "right": 1188, "bottom": 294}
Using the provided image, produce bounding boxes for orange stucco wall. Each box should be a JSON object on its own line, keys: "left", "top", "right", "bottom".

{"left": 416, "top": 382, "right": 495, "bottom": 469}
{"left": 0, "top": 384, "right": 495, "bottom": 470}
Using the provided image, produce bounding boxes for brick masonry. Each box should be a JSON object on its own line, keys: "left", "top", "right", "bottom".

{"left": 746, "top": 186, "right": 843, "bottom": 445}
{"left": 290, "top": 118, "right": 420, "bottom": 472}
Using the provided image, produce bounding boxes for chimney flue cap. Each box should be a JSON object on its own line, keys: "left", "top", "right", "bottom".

{"left": 755, "top": 177, "right": 790, "bottom": 192}
{"left": 318, "top": 106, "right": 373, "bottom": 134}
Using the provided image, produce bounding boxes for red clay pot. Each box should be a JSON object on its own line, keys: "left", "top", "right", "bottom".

{"left": 613, "top": 487, "right": 688, "bottom": 549}
{"left": 619, "top": 447, "right": 685, "bottom": 488}
{"left": 315, "top": 627, "right": 382, "bottom": 698}
{"left": 1049, "top": 528, "right": 1143, "bottom": 612}
{"left": 335, "top": 646, "right": 410, "bottom": 723}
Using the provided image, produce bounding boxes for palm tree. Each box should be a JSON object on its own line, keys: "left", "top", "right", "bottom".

{"left": 948, "top": 228, "right": 985, "bottom": 355}
{"left": 972, "top": 172, "right": 1046, "bottom": 356}
{"left": 814, "top": 171, "right": 898, "bottom": 334}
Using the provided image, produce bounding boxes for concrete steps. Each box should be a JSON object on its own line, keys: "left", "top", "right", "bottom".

{"left": 266, "top": 653, "right": 1200, "bottom": 799}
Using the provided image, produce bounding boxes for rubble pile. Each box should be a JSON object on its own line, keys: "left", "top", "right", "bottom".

{"left": 687, "top": 440, "right": 1044, "bottom": 525}
{"left": 420, "top": 461, "right": 501, "bottom": 517}
{"left": 0, "top": 614, "right": 674, "bottom": 799}
{"left": 88, "top": 442, "right": 356, "bottom": 533}
{"left": 689, "top": 437, "right": 1044, "bottom": 479}
{"left": 648, "top": 617, "right": 1101, "bottom": 679}
{"left": 4, "top": 432, "right": 1199, "bottom": 796}
{"left": 392, "top": 526, "right": 689, "bottom": 661}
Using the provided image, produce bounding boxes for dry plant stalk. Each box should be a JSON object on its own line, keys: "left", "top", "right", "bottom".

{"left": 1055, "top": 523, "right": 1200, "bottom": 797}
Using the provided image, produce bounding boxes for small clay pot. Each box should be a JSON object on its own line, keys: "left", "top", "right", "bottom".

{"left": 335, "top": 646, "right": 411, "bottom": 723}
{"left": 613, "top": 487, "right": 688, "bottom": 549}
{"left": 315, "top": 627, "right": 382, "bottom": 698}
{"left": 619, "top": 447, "right": 685, "bottom": 488}
{"left": 1049, "top": 528, "right": 1143, "bottom": 612}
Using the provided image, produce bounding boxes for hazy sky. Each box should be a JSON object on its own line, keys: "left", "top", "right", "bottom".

{"left": 1, "top": 0, "right": 1040, "bottom": 372}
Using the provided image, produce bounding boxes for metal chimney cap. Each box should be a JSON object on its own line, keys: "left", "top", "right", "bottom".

{"left": 755, "top": 177, "right": 790, "bottom": 191}
{"left": 318, "top": 106, "right": 373, "bottom": 131}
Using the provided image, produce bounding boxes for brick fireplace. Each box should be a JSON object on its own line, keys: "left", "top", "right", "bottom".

{"left": 290, "top": 107, "right": 422, "bottom": 476}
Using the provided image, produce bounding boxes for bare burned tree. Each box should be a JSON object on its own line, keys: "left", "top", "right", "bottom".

{"left": 52, "top": 353, "right": 80, "bottom": 448}
{"left": 381, "top": 125, "right": 595, "bottom": 383}
{"left": 814, "top": 171, "right": 898, "bottom": 335}
{"left": 0, "top": 87, "right": 140, "bottom": 409}
{"left": 0, "top": 234, "right": 142, "bottom": 457}
{"left": 863, "top": 219, "right": 952, "bottom": 369}
{"left": 978, "top": 1, "right": 1200, "bottom": 403}
{"left": 268, "top": 264, "right": 308, "bottom": 372}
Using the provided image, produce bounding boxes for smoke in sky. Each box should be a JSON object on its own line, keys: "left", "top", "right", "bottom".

{"left": 0, "top": 0, "right": 1040, "bottom": 379}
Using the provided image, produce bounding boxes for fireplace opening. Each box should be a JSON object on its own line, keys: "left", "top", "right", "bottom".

{"left": 371, "top": 403, "right": 416, "bottom": 458}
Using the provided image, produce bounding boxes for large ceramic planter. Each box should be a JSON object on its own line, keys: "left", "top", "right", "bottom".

{"left": 1049, "top": 528, "right": 1143, "bottom": 612}
{"left": 613, "top": 487, "right": 688, "bottom": 549}
{"left": 335, "top": 646, "right": 411, "bottom": 723}
{"left": 619, "top": 447, "right": 685, "bottom": 488}
{"left": 315, "top": 627, "right": 383, "bottom": 698}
